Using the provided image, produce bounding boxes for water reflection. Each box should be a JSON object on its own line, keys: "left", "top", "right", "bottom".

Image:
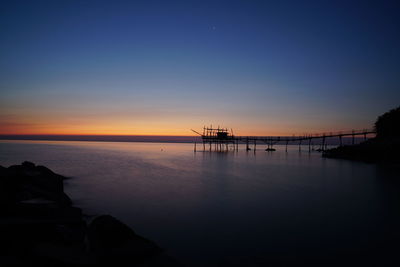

{"left": 0, "top": 141, "right": 399, "bottom": 265}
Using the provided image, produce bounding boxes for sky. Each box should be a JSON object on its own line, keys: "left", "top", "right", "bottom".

{"left": 1, "top": 0, "right": 399, "bottom": 136}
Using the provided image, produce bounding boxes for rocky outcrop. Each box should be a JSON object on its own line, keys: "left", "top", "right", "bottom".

{"left": 1, "top": 161, "right": 71, "bottom": 209}
{"left": 0, "top": 162, "right": 180, "bottom": 266}
{"left": 323, "top": 106, "right": 400, "bottom": 163}
{"left": 323, "top": 137, "right": 400, "bottom": 163}
{"left": 88, "top": 215, "right": 164, "bottom": 264}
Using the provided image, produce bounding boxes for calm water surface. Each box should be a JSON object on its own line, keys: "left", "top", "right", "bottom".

{"left": 1, "top": 140, "right": 399, "bottom": 265}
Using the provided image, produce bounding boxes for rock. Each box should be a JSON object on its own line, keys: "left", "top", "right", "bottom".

{"left": 1, "top": 218, "right": 86, "bottom": 244}
{"left": 19, "top": 184, "right": 72, "bottom": 206}
{"left": 36, "top": 165, "right": 66, "bottom": 179}
{"left": 1, "top": 163, "right": 178, "bottom": 266}
{"left": 88, "top": 215, "right": 137, "bottom": 246}
{"left": 14, "top": 201, "right": 82, "bottom": 221}
{"left": 2, "top": 162, "right": 70, "bottom": 207}
{"left": 0, "top": 169, "right": 19, "bottom": 211}
{"left": 88, "top": 215, "right": 163, "bottom": 264}
{"left": 22, "top": 161, "right": 35, "bottom": 169}
{"left": 31, "top": 170, "right": 64, "bottom": 193}
{"left": 31, "top": 242, "right": 96, "bottom": 265}
{"left": 323, "top": 137, "right": 400, "bottom": 163}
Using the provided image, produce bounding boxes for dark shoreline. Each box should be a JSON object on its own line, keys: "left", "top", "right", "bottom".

{"left": 0, "top": 161, "right": 180, "bottom": 265}
{"left": 323, "top": 137, "right": 400, "bottom": 163}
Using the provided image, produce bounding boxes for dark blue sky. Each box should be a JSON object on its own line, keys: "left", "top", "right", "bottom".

{"left": 1, "top": 0, "right": 399, "bottom": 135}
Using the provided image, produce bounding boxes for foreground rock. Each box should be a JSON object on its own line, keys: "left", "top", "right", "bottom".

{"left": 0, "top": 161, "right": 71, "bottom": 211}
{"left": 88, "top": 215, "right": 176, "bottom": 265}
{"left": 0, "top": 162, "right": 181, "bottom": 266}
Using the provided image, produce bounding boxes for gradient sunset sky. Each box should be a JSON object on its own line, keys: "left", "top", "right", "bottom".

{"left": 1, "top": 0, "right": 399, "bottom": 136}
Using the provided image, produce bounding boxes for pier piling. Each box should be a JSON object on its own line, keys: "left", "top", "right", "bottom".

{"left": 191, "top": 126, "right": 375, "bottom": 153}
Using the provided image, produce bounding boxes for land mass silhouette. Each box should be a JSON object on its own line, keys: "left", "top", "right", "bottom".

{"left": 323, "top": 106, "right": 400, "bottom": 163}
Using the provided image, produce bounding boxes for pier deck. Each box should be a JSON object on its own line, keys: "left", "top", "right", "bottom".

{"left": 192, "top": 127, "right": 376, "bottom": 152}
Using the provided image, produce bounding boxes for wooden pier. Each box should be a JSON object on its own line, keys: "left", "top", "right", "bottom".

{"left": 192, "top": 126, "right": 376, "bottom": 152}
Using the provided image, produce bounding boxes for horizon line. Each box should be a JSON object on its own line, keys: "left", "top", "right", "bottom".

{"left": 0, "top": 134, "right": 199, "bottom": 137}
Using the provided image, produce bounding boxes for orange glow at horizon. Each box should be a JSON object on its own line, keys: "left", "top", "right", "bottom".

{"left": 0, "top": 106, "right": 374, "bottom": 137}
{"left": 0, "top": 118, "right": 371, "bottom": 137}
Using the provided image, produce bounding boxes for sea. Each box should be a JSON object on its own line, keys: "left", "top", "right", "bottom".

{"left": 1, "top": 140, "right": 399, "bottom": 266}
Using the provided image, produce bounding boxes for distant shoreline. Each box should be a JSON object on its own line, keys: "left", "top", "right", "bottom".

{"left": 0, "top": 135, "right": 202, "bottom": 143}
{"left": 0, "top": 134, "right": 366, "bottom": 146}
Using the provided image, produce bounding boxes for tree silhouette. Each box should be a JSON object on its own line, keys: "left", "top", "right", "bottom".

{"left": 374, "top": 106, "right": 400, "bottom": 138}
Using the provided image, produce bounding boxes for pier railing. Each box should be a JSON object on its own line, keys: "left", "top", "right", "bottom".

{"left": 195, "top": 128, "right": 376, "bottom": 152}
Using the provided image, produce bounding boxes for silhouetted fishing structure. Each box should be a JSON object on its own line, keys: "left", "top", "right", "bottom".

{"left": 191, "top": 126, "right": 376, "bottom": 152}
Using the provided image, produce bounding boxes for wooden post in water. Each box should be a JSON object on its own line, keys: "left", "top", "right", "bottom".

{"left": 339, "top": 135, "right": 342, "bottom": 146}
{"left": 308, "top": 138, "right": 311, "bottom": 152}
{"left": 194, "top": 142, "right": 197, "bottom": 152}
{"left": 254, "top": 140, "right": 257, "bottom": 151}
{"left": 246, "top": 137, "right": 249, "bottom": 151}
{"left": 285, "top": 140, "right": 288, "bottom": 152}
{"left": 299, "top": 140, "right": 302, "bottom": 152}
